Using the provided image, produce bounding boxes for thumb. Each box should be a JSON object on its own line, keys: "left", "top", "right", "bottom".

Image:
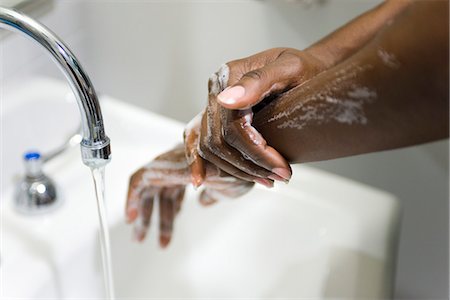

{"left": 217, "top": 61, "right": 299, "bottom": 110}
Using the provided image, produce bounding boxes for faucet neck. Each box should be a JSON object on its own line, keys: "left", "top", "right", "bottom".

{"left": 0, "top": 7, "right": 111, "bottom": 167}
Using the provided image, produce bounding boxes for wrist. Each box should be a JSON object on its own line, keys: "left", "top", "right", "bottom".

{"left": 304, "top": 44, "right": 341, "bottom": 69}
{"left": 291, "top": 48, "right": 330, "bottom": 81}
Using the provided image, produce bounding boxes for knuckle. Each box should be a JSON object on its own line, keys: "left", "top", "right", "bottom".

{"left": 129, "top": 171, "right": 142, "bottom": 186}
{"left": 226, "top": 61, "right": 248, "bottom": 85}
{"left": 282, "top": 51, "right": 304, "bottom": 75}
{"left": 243, "top": 69, "right": 265, "bottom": 81}
{"left": 226, "top": 59, "right": 243, "bottom": 72}
{"left": 289, "top": 56, "right": 303, "bottom": 74}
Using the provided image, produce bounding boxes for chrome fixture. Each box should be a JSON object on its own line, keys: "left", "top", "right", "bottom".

{"left": 14, "top": 128, "right": 82, "bottom": 214}
{"left": 15, "top": 151, "right": 60, "bottom": 214}
{"left": 0, "top": 7, "right": 111, "bottom": 168}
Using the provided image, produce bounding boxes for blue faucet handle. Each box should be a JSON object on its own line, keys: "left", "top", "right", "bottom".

{"left": 24, "top": 151, "right": 41, "bottom": 161}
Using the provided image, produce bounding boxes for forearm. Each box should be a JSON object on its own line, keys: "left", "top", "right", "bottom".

{"left": 253, "top": 0, "right": 448, "bottom": 163}
{"left": 306, "top": 0, "right": 413, "bottom": 68}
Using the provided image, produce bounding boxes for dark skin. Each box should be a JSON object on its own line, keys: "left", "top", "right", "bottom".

{"left": 127, "top": 0, "right": 448, "bottom": 246}
{"left": 187, "top": 0, "right": 416, "bottom": 184}
{"left": 187, "top": 0, "right": 448, "bottom": 179}
{"left": 126, "top": 145, "right": 254, "bottom": 247}
{"left": 254, "top": 0, "right": 448, "bottom": 162}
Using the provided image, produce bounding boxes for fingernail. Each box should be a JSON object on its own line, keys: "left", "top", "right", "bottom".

{"left": 192, "top": 176, "right": 203, "bottom": 189}
{"left": 133, "top": 228, "right": 146, "bottom": 242}
{"left": 160, "top": 235, "right": 171, "bottom": 248}
{"left": 126, "top": 208, "right": 138, "bottom": 223}
{"left": 199, "top": 193, "right": 217, "bottom": 206}
{"left": 272, "top": 168, "right": 291, "bottom": 181}
{"left": 254, "top": 178, "right": 274, "bottom": 188}
{"left": 268, "top": 174, "right": 289, "bottom": 183}
{"left": 217, "top": 86, "right": 245, "bottom": 105}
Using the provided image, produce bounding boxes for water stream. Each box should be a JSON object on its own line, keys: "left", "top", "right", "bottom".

{"left": 91, "top": 166, "right": 115, "bottom": 299}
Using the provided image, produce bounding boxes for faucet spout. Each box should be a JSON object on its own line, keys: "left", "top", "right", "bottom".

{"left": 0, "top": 7, "right": 111, "bottom": 167}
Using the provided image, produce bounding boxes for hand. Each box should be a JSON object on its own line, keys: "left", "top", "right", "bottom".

{"left": 126, "top": 145, "right": 254, "bottom": 247}
{"left": 217, "top": 47, "right": 325, "bottom": 109}
{"left": 185, "top": 48, "right": 327, "bottom": 186}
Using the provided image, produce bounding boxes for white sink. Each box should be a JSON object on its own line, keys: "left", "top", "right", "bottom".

{"left": 1, "top": 78, "right": 401, "bottom": 299}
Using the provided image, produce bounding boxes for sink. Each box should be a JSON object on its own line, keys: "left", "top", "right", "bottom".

{"left": 1, "top": 78, "right": 401, "bottom": 299}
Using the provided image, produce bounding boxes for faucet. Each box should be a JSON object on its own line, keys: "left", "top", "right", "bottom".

{"left": 0, "top": 7, "right": 111, "bottom": 168}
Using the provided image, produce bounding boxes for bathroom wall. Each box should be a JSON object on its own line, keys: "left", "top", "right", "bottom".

{"left": 0, "top": 1, "right": 87, "bottom": 85}
{"left": 80, "top": 0, "right": 384, "bottom": 123}
{"left": 1, "top": 1, "right": 448, "bottom": 299}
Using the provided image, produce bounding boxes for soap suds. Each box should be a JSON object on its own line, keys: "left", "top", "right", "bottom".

{"left": 146, "top": 160, "right": 188, "bottom": 170}
{"left": 277, "top": 85, "right": 376, "bottom": 130}
{"left": 209, "top": 64, "right": 229, "bottom": 95}
{"left": 241, "top": 109, "right": 264, "bottom": 147}
{"left": 347, "top": 86, "right": 377, "bottom": 99}
{"left": 203, "top": 63, "right": 232, "bottom": 158}
{"left": 267, "top": 63, "right": 376, "bottom": 130}
{"left": 184, "top": 110, "right": 203, "bottom": 164}
{"left": 377, "top": 47, "right": 400, "bottom": 69}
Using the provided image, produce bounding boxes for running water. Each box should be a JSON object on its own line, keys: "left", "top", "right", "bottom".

{"left": 91, "top": 166, "right": 115, "bottom": 300}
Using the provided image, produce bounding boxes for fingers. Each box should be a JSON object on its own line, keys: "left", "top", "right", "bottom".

{"left": 159, "top": 187, "right": 183, "bottom": 248}
{"left": 126, "top": 146, "right": 192, "bottom": 246}
{"left": 198, "top": 75, "right": 277, "bottom": 185}
{"left": 198, "top": 109, "right": 274, "bottom": 187}
{"left": 189, "top": 157, "right": 205, "bottom": 188}
{"left": 184, "top": 111, "right": 206, "bottom": 188}
{"left": 199, "top": 143, "right": 272, "bottom": 186}
{"left": 218, "top": 51, "right": 303, "bottom": 109}
{"left": 174, "top": 186, "right": 185, "bottom": 214}
{"left": 223, "top": 109, "right": 292, "bottom": 181}
{"left": 192, "top": 53, "right": 293, "bottom": 185}
{"left": 199, "top": 189, "right": 218, "bottom": 206}
{"left": 199, "top": 172, "right": 255, "bottom": 205}
{"left": 126, "top": 168, "right": 146, "bottom": 223}
{"left": 206, "top": 173, "right": 255, "bottom": 199}
{"left": 143, "top": 147, "right": 192, "bottom": 186}
{"left": 133, "top": 186, "right": 184, "bottom": 245}
{"left": 133, "top": 188, "right": 155, "bottom": 242}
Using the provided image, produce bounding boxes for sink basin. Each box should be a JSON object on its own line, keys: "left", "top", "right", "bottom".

{"left": 1, "top": 78, "right": 401, "bottom": 299}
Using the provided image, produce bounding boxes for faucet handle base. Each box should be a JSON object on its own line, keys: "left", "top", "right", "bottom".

{"left": 15, "top": 151, "right": 62, "bottom": 215}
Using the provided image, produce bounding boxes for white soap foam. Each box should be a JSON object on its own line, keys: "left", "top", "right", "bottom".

{"left": 267, "top": 63, "right": 377, "bottom": 130}
{"left": 377, "top": 47, "right": 400, "bottom": 69}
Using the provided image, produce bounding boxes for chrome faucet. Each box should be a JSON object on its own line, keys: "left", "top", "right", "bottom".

{"left": 0, "top": 7, "right": 111, "bottom": 168}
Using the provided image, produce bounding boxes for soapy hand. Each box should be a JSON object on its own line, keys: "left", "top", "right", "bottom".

{"left": 217, "top": 48, "right": 325, "bottom": 110}
{"left": 185, "top": 48, "right": 326, "bottom": 186}
{"left": 126, "top": 145, "right": 254, "bottom": 247}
